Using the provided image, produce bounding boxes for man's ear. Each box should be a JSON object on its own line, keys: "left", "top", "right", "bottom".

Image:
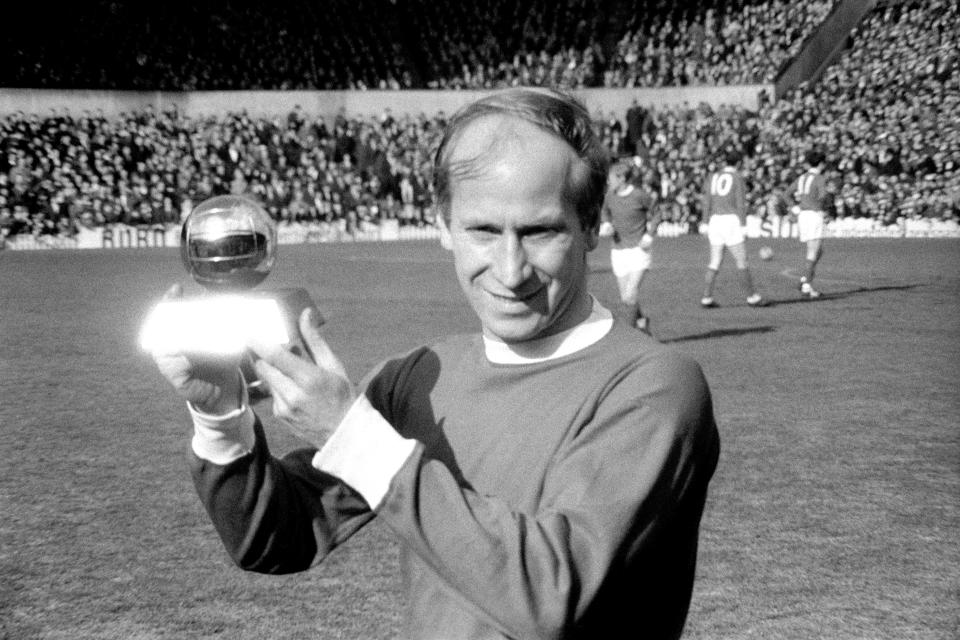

{"left": 437, "top": 212, "right": 453, "bottom": 251}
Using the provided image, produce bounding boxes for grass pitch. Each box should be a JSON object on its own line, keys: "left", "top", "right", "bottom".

{"left": 1, "top": 236, "right": 957, "bottom": 639}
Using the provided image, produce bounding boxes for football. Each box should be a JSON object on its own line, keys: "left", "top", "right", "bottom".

{"left": 758, "top": 246, "right": 774, "bottom": 261}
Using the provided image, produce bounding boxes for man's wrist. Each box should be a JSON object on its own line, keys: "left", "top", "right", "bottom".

{"left": 189, "top": 376, "right": 254, "bottom": 464}
{"left": 312, "top": 395, "right": 418, "bottom": 510}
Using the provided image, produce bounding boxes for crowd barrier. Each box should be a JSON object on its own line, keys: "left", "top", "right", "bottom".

{"left": 0, "top": 84, "right": 773, "bottom": 120}
{"left": 1, "top": 219, "right": 441, "bottom": 251}
{"left": 3, "top": 215, "right": 958, "bottom": 251}
{"left": 744, "top": 215, "right": 960, "bottom": 239}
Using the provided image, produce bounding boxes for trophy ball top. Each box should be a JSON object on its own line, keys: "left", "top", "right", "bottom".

{"left": 181, "top": 195, "right": 277, "bottom": 291}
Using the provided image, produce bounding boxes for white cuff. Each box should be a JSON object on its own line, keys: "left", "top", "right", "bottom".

{"left": 312, "top": 394, "right": 417, "bottom": 510}
{"left": 189, "top": 401, "right": 255, "bottom": 465}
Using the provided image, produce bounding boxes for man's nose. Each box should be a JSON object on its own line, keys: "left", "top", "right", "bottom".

{"left": 492, "top": 233, "right": 531, "bottom": 289}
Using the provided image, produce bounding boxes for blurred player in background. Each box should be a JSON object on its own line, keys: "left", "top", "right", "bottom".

{"left": 785, "top": 149, "right": 829, "bottom": 298}
{"left": 700, "top": 148, "right": 764, "bottom": 308}
{"left": 149, "top": 88, "right": 720, "bottom": 639}
{"left": 601, "top": 160, "right": 658, "bottom": 333}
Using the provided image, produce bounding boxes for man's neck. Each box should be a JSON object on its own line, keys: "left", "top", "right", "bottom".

{"left": 483, "top": 297, "right": 614, "bottom": 364}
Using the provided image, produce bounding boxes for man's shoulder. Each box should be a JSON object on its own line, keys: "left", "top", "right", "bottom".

{"left": 362, "top": 334, "right": 482, "bottom": 402}
{"left": 598, "top": 322, "right": 705, "bottom": 379}
{"left": 588, "top": 324, "right": 714, "bottom": 430}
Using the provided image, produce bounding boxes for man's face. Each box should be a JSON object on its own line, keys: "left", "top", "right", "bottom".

{"left": 609, "top": 169, "right": 627, "bottom": 190}
{"left": 439, "top": 116, "right": 598, "bottom": 344}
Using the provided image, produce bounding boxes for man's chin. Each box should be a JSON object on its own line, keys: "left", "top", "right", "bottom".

{"left": 482, "top": 315, "right": 548, "bottom": 344}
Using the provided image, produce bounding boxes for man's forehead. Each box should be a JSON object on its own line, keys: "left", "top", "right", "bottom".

{"left": 447, "top": 114, "right": 567, "bottom": 162}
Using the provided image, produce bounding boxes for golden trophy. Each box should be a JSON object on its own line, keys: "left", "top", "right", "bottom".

{"left": 140, "top": 195, "right": 317, "bottom": 400}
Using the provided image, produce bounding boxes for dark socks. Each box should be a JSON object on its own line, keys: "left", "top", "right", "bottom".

{"left": 703, "top": 268, "right": 718, "bottom": 299}
{"left": 619, "top": 301, "right": 640, "bottom": 325}
{"left": 737, "top": 268, "right": 755, "bottom": 297}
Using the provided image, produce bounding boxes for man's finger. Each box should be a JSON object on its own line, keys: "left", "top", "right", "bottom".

{"left": 249, "top": 338, "right": 316, "bottom": 388}
{"left": 304, "top": 305, "right": 326, "bottom": 330}
{"left": 299, "top": 308, "right": 348, "bottom": 378}
{"left": 252, "top": 356, "right": 292, "bottom": 401}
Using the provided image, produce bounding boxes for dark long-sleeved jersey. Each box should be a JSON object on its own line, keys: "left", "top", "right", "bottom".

{"left": 190, "top": 319, "right": 720, "bottom": 639}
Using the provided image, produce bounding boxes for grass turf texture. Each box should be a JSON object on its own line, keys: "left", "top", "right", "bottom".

{"left": 1, "top": 236, "right": 957, "bottom": 639}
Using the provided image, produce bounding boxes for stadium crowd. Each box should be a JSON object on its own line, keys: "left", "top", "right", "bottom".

{"left": 2, "top": 0, "right": 958, "bottom": 243}
{"left": 0, "top": 105, "right": 443, "bottom": 240}
{"left": 593, "top": 0, "right": 959, "bottom": 226}
{"left": 3, "top": 0, "right": 834, "bottom": 91}
{"left": 754, "top": 0, "right": 959, "bottom": 223}
{"left": 603, "top": 0, "right": 833, "bottom": 87}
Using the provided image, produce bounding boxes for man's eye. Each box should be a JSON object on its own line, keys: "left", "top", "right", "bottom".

{"left": 524, "top": 227, "right": 561, "bottom": 240}
{"left": 467, "top": 226, "right": 500, "bottom": 237}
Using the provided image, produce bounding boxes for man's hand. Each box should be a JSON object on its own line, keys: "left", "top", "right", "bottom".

{"left": 151, "top": 284, "right": 243, "bottom": 415}
{"left": 250, "top": 307, "right": 355, "bottom": 448}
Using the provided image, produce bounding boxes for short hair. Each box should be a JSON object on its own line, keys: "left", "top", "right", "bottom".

{"left": 432, "top": 88, "right": 610, "bottom": 230}
{"left": 805, "top": 149, "right": 825, "bottom": 167}
{"left": 723, "top": 147, "right": 742, "bottom": 166}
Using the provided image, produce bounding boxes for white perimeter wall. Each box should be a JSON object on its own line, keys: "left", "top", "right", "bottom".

{"left": 0, "top": 85, "right": 773, "bottom": 119}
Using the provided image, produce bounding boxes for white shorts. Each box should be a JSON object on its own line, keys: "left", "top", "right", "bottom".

{"left": 797, "top": 210, "right": 825, "bottom": 243}
{"left": 707, "top": 214, "right": 745, "bottom": 247}
{"left": 611, "top": 244, "right": 651, "bottom": 277}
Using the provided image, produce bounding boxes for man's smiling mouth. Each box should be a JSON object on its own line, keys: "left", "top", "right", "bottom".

{"left": 486, "top": 287, "right": 542, "bottom": 303}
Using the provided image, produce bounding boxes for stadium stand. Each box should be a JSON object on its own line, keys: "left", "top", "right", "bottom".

{"left": 398, "top": 0, "right": 607, "bottom": 90}
{"left": 1, "top": 0, "right": 958, "bottom": 244}
{"left": 2, "top": 0, "right": 833, "bottom": 91}
{"left": 0, "top": 105, "right": 444, "bottom": 240}
{"left": 754, "top": 0, "right": 959, "bottom": 224}
{"left": 0, "top": 1, "right": 417, "bottom": 91}
{"left": 603, "top": 0, "right": 834, "bottom": 87}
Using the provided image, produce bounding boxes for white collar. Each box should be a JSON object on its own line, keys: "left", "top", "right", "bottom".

{"left": 616, "top": 184, "right": 635, "bottom": 196}
{"left": 482, "top": 297, "right": 614, "bottom": 365}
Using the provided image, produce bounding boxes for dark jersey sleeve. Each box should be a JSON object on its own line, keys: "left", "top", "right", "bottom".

{"left": 189, "top": 419, "right": 375, "bottom": 573}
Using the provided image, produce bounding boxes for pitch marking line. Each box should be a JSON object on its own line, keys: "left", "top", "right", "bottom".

{"left": 777, "top": 267, "right": 864, "bottom": 286}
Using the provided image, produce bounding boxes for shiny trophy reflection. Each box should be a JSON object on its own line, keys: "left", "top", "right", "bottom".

{"left": 142, "top": 194, "right": 317, "bottom": 403}
{"left": 180, "top": 194, "right": 278, "bottom": 292}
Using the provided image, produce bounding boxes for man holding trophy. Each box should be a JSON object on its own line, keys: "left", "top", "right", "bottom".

{"left": 146, "top": 88, "right": 720, "bottom": 639}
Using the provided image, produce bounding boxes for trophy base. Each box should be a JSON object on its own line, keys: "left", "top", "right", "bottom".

{"left": 239, "top": 287, "right": 319, "bottom": 403}
{"left": 245, "top": 287, "right": 319, "bottom": 360}
{"left": 140, "top": 287, "right": 319, "bottom": 364}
